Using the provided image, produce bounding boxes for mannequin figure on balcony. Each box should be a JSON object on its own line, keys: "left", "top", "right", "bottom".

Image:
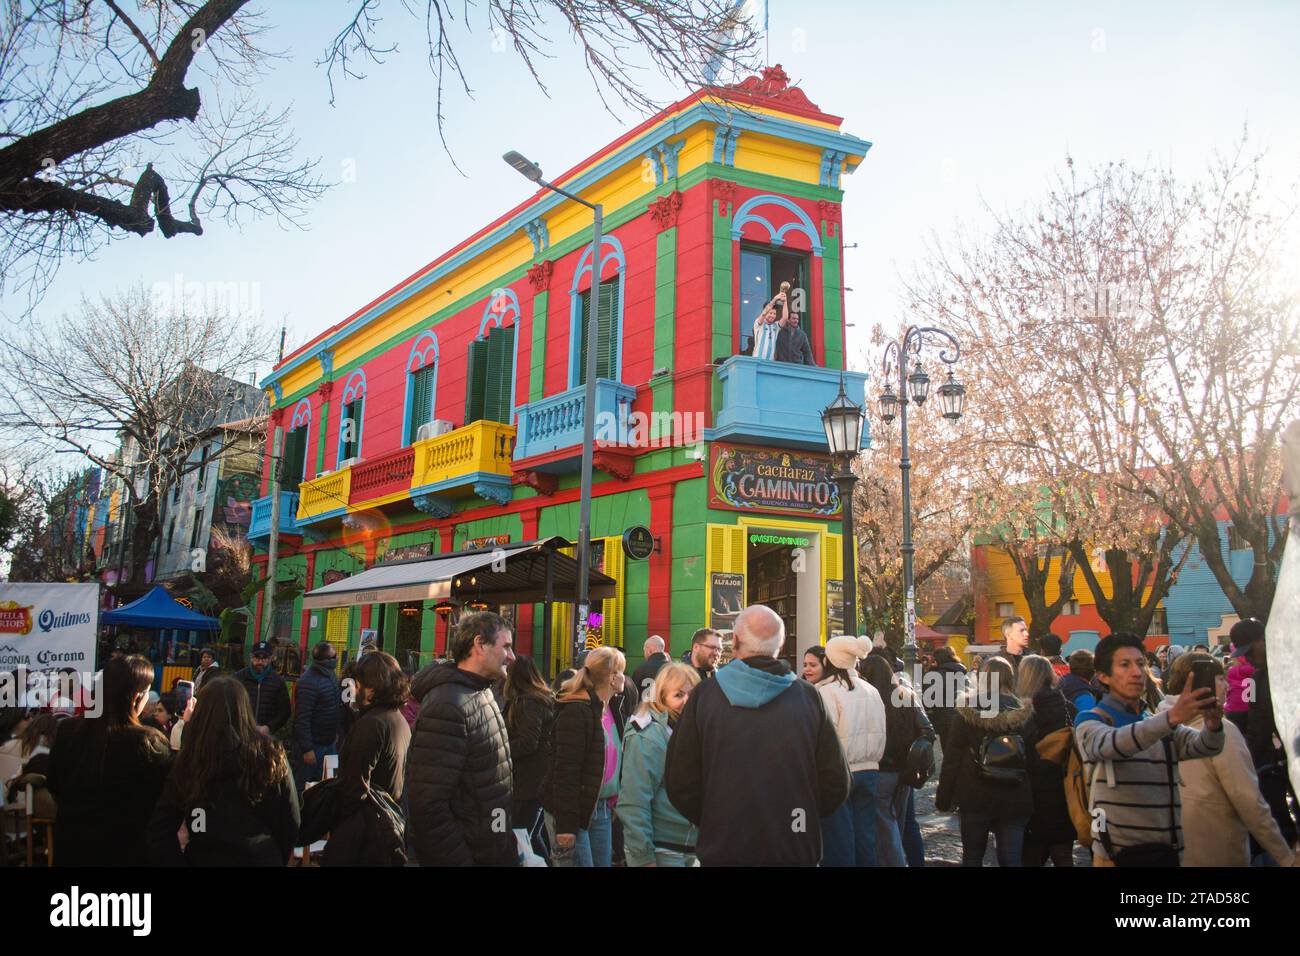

{"left": 775, "top": 298, "right": 815, "bottom": 366}
{"left": 750, "top": 282, "right": 788, "bottom": 361}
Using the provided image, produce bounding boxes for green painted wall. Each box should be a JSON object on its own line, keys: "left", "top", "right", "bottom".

{"left": 529, "top": 290, "right": 549, "bottom": 403}
{"left": 821, "top": 223, "right": 844, "bottom": 371}
{"left": 652, "top": 227, "right": 677, "bottom": 441}
{"left": 671, "top": 477, "right": 708, "bottom": 651}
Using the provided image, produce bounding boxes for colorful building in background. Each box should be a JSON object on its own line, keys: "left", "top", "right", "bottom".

{"left": 250, "top": 66, "right": 873, "bottom": 678}
{"left": 971, "top": 505, "right": 1287, "bottom": 653}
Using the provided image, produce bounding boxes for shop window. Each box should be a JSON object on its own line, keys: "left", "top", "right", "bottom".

{"left": 464, "top": 323, "right": 515, "bottom": 425}
{"left": 274, "top": 601, "right": 294, "bottom": 642}
{"left": 548, "top": 537, "right": 625, "bottom": 676}
{"left": 738, "top": 244, "right": 811, "bottom": 354}
{"left": 574, "top": 284, "right": 621, "bottom": 384}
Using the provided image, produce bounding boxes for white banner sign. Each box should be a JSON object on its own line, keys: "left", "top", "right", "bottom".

{"left": 0, "top": 583, "right": 99, "bottom": 672}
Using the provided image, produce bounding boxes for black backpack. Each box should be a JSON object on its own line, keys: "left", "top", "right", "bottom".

{"left": 973, "top": 731, "right": 1027, "bottom": 783}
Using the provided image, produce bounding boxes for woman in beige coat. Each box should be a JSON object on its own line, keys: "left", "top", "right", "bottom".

{"left": 1159, "top": 653, "right": 1296, "bottom": 867}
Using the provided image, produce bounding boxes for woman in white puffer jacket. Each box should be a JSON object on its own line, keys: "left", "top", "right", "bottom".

{"left": 816, "top": 635, "right": 887, "bottom": 867}
{"left": 1158, "top": 653, "right": 1296, "bottom": 867}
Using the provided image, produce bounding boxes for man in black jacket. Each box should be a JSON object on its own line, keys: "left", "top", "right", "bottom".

{"left": 293, "top": 642, "right": 342, "bottom": 793}
{"left": 234, "top": 642, "right": 291, "bottom": 736}
{"left": 774, "top": 309, "right": 815, "bottom": 365}
{"left": 407, "top": 611, "right": 519, "bottom": 866}
{"left": 664, "top": 605, "right": 850, "bottom": 866}
{"left": 631, "top": 635, "right": 669, "bottom": 702}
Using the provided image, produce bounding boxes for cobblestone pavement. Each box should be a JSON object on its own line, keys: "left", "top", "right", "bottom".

{"left": 915, "top": 743, "right": 1091, "bottom": 867}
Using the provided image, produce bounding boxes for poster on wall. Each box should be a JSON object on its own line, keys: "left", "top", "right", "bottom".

{"left": 0, "top": 583, "right": 99, "bottom": 673}
{"left": 825, "top": 579, "right": 844, "bottom": 637}
{"left": 709, "top": 443, "right": 842, "bottom": 518}
{"left": 710, "top": 572, "right": 744, "bottom": 632}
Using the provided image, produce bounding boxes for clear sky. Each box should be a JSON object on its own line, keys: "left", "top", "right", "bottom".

{"left": 5, "top": 0, "right": 1298, "bottom": 381}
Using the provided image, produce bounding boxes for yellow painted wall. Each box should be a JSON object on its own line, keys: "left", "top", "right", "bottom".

{"left": 271, "top": 100, "right": 852, "bottom": 404}
{"left": 981, "top": 546, "right": 1162, "bottom": 643}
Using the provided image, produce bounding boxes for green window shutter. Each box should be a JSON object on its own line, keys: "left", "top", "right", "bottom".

{"left": 484, "top": 324, "right": 515, "bottom": 423}
{"left": 578, "top": 284, "right": 620, "bottom": 385}
{"left": 281, "top": 427, "right": 306, "bottom": 492}
{"left": 410, "top": 366, "right": 435, "bottom": 439}
{"left": 341, "top": 397, "right": 363, "bottom": 460}
{"left": 464, "top": 337, "right": 488, "bottom": 424}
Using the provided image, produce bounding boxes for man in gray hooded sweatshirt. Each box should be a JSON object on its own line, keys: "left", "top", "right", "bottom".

{"left": 664, "top": 605, "right": 850, "bottom": 865}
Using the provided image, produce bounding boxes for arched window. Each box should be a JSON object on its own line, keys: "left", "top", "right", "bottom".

{"left": 568, "top": 236, "right": 626, "bottom": 388}
{"left": 732, "top": 195, "right": 821, "bottom": 352}
{"left": 336, "top": 369, "right": 366, "bottom": 464}
{"left": 283, "top": 399, "right": 312, "bottom": 490}
{"left": 464, "top": 289, "right": 519, "bottom": 425}
{"left": 404, "top": 331, "right": 440, "bottom": 444}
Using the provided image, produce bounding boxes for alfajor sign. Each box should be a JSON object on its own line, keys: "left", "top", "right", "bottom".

{"left": 0, "top": 583, "right": 98, "bottom": 672}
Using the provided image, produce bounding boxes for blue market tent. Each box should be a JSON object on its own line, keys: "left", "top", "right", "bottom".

{"left": 102, "top": 586, "right": 220, "bottom": 631}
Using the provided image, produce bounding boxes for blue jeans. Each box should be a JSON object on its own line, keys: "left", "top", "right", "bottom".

{"left": 821, "top": 769, "right": 878, "bottom": 866}
{"left": 959, "top": 810, "right": 1029, "bottom": 867}
{"left": 295, "top": 744, "right": 336, "bottom": 796}
{"left": 902, "top": 786, "right": 925, "bottom": 867}
{"left": 546, "top": 799, "right": 614, "bottom": 868}
{"left": 654, "top": 848, "right": 699, "bottom": 867}
{"left": 873, "top": 771, "right": 909, "bottom": 866}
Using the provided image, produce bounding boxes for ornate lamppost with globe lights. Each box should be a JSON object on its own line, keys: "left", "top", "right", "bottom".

{"left": 877, "top": 326, "right": 967, "bottom": 674}
{"left": 821, "top": 377, "right": 867, "bottom": 638}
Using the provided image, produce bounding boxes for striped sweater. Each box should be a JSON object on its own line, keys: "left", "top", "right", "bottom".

{"left": 1074, "top": 694, "right": 1225, "bottom": 861}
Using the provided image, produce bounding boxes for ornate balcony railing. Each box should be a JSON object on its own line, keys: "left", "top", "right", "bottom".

{"left": 349, "top": 447, "right": 415, "bottom": 505}
{"left": 710, "top": 355, "right": 871, "bottom": 451}
{"left": 514, "top": 379, "right": 637, "bottom": 464}
{"left": 248, "top": 493, "right": 301, "bottom": 541}
{"left": 297, "top": 467, "right": 352, "bottom": 522}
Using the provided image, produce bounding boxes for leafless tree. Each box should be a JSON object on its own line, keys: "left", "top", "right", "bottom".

{"left": 0, "top": 1, "right": 757, "bottom": 305}
{"left": 0, "top": 283, "right": 274, "bottom": 585}
{"left": 907, "top": 141, "right": 1298, "bottom": 625}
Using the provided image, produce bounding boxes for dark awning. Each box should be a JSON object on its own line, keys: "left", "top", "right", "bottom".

{"left": 301, "top": 536, "right": 616, "bottom": 610}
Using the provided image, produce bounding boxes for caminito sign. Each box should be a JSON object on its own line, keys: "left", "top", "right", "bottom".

{"left": 709, "top": 443, "right": 841, "bottom": 518}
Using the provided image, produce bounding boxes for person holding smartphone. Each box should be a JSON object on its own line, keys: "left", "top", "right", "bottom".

{"left": 1158, "top": 653, "right": 1296, "bottom": 867}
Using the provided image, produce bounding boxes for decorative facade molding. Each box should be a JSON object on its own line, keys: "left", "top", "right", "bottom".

{"left": 526, "top": 260, "right": 554, "bottom": 293}
{"left": 316, "top": 379, "right": 334, "bottom": 401}
{"left": 514, "top": 470, "right": 558, "bottom": 496}
{"left": 270, "top": 381, "right": 283, "bottom": 402}
{"left": 711, "top": 126, "right": 741, "bottom": 166}
{"left": 726, "top": 64, "right": 823, "bottom": 113}
{"left": 473, "top": 479, "right": 512, "bottom": 506}
{"left": 818, "top": 199, "right": 842, "bottom": 238}
{"left": 412, "top": 493, "right": 454, "bottom": 518}
{"left": 648, "top": 190, "right": 684, "bottom": 231}
{"left": 819, "top": 149, "right": 847, "bottom": 188}
{"left": 645, "top": 139, "right": 686, "bottom": 185}
{"left": 522, "top": 217, "right": 550, "bottom": 257}
{"left": 270, "top": 407, "right": 284, "bottom": 427}
{"left": 316, "top": 349, "right": 334, "bottom": 377}
{"left": 711, "top": 179, "right": 738, "bottom": 216}
{"left": 592, "top": 449, "right": 635, "bottom": 481}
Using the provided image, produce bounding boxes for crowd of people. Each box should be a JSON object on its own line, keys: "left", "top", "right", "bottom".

{"left": 1, "top": 608, "right": 1295, "bottom": 868}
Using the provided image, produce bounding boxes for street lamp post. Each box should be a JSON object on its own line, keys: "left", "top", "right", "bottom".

{"left": 504, "top": 151, "right": 603, "bottom": 670}
{"left": 877, "top": 326, "right": 967, "bottom": 677}
{"left": 821, "top": 377, "right": 866, "bottom": 637}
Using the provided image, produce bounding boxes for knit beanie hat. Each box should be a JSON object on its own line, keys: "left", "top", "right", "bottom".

{"left": 826, "top": 635, "right": 873, "bottom": 671}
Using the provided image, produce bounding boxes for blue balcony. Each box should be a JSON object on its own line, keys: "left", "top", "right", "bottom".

{"left": 513, "top": 379, "right": 638, "bottom": 472}
{"left": 708, "top": 356, "right": 871, "bottom": 452}
{"left": 247, "top": 492, "right": 302, "bottom": 543}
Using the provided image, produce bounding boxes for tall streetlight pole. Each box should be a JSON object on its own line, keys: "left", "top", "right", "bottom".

{"left": 821, "top": 376, "right": 866, "bottom": 636}
{"left": 877, "top": 326, "right": 967, "bottom": 678}
{"left": 504, "top": 151, "right": 603, "bottom": 670}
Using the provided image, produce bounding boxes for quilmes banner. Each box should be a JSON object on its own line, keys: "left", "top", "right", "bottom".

{"left": 0, "top": 582, "right": 99, "bottom": 672}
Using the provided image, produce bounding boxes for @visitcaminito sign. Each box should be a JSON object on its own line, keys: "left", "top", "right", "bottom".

{"left": 709, "top": 443, "right": 842, "bottom": 518}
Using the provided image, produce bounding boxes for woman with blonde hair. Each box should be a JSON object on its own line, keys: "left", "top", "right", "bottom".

{"left": 540, "top": 645, "right": 627, "bottom": 866}
{"left": 616, "top": 662, "right": 701, "bottom": 866}
{"left": 1017, "top": 654, "right": 1077, "bottom": 866}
